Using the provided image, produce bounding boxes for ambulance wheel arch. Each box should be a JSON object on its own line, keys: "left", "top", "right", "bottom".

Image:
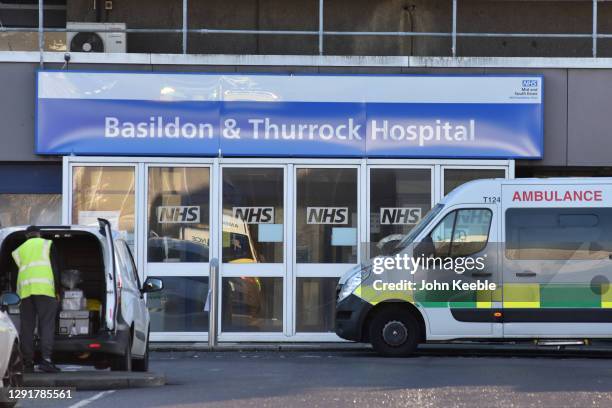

{"left": 363, "top": 301, "right": 427, "bottom": 356}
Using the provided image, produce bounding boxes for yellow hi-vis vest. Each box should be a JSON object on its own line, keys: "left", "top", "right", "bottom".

{"left": 12, "top": 237, "right": 55, "bottom": 299}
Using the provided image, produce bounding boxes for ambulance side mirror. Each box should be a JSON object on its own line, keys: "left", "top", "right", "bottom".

{"left": 414, "top": 236, "right": 435, "bottom": 258}
{"left": 0, "top": 292, "right": 20, "bottom": 312}
{"left": 377, "top": 234, "right": 404, "bottom": 256}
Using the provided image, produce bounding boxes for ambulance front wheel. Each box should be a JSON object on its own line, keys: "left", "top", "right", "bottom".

{"left": 369, "top": 308, "right": 421, "bottom": 357}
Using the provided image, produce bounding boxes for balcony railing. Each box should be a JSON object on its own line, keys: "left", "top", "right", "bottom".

{"left": 0, "top": 0, "right": 607, "bottom": 64}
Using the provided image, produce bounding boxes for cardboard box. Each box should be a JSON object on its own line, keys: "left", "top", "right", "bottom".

{"left": 64, "top": 290, "right": 84, "bottom": 299}
{"left": 62, "top": 297, "right": 86, "bottom": 311}
{"left": 58, "top": 310, "right": 93, "bottom": 336}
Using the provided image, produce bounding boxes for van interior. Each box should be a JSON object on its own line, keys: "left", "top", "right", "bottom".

{"left": 0, "top": 229, "right": 106, "bottom": 336}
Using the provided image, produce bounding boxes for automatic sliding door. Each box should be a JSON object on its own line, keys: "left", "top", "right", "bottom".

{"left": 145, "top": 166, "right": 211, "bottom": 340}
{"left": 220, "top": 166, "right": 286, "bottom": 338}
{"left": 295, "top": 167, "right": 359, "bottom": 335}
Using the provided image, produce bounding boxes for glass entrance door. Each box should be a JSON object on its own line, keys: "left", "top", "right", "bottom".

{"left": 219, "top": 165, "right": 287, "bottom": 341}
{"left": 145, "top": 165, "right": 212, "bottom": 342}
{"left": 65, "top": 156, "right": 513, "bottom": 343}
{"left": 294, "top": 166, "right": 359, "bottom": 339}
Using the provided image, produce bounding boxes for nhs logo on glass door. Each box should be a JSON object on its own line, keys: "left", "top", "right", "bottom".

{"left": 307, "top": 207, "right": 349, "bottom": 224}
{"left": 380, "top": 208, "right": 421, "bottom": 225}
{"left": 233, "top": 207, "right": 274, "bottom": 224}
{"left": 157, "top": 206, "right": 201, "bottom": 223}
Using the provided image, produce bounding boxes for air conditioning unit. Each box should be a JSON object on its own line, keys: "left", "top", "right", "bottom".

{"left": 66, "top": 22, "right": 126, "bottom": 53}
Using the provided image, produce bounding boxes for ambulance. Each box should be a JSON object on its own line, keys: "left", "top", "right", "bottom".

{"left": 335, "top": 178, "right": 612, "bottom": 356}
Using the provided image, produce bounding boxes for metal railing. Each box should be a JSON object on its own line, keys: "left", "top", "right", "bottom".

{"left": 0, "top": 0, "right": 608, "bottom": 66}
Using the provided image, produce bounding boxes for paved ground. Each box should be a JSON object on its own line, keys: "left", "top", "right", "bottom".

{"left": 18, "top": 349, "right": 612, "bottom": 408}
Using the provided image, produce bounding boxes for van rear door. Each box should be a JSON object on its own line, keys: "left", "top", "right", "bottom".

{"left": 98, "top": 219, "right": 117, "bottom": 332}
{"left": 502, "top": 183, "right": 612, "bottom": 337}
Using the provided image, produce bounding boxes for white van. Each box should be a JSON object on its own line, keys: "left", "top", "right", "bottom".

{"left": 0, "top": 220, "right": 163, "bottom": 371}
{"left": 336, "top": 178, "right": 612, "bottom": 356}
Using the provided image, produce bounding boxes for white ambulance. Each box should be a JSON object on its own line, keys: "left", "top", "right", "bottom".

{"left": 335, "top": 178, "right": 612, "bottom": 356}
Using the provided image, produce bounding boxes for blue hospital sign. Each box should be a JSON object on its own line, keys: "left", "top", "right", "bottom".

{"left": 36, "top": 72, "right": 543, "bottom": 158}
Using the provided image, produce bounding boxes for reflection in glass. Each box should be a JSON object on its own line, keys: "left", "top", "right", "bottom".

{"left": 0, "top": 194, "right": 61, "bottom": 227}
{"left": 370, "top": 169, "right": 431, "bottom": 256}
{"left": 430, "top": 211, "right": 456, "bottom": 257}
{"left": 147, "top": 276, "right": 209, "bottom": 332}
{"left": 148, "top": 167, "right": 210, "bottom": 263}
{"left": 506, "top": 208, "right": 612, "bottom": 260}
{"left": 222, "top": 277, "right": 282, "bottom": 332}
{"left": 296, "top": 168, "right": 357, "bottom": 263}
{"left": 72, "top": 166, "right": 135, "bottom": 247}
{"left": 296, "top": 277, "right": 339, "bottom": 332}
{"left": 444, "top": 169, "right": 506, "bottom": 196}
{"left": 451, "top": 209, "right": 492, "bottom": 257}
{"left": 222, "top": 168, "right": 284, "bottom": 263}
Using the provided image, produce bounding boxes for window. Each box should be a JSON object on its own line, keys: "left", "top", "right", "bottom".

{"left": 72, "top": 166, "right": 136, "bottom": 248}
{"left": 444, "top": 169, "right": 506, "bottom": 196}
{"left": 369, "top": 168, "right": 431, "bottom": 257}
{"left": 0, "top": 194, "right": 61, "bottom": 227}
{"left": 430, "top": 211, "right": 455, "bottom": 257}
{"left": 296, "top": 277, "right": 339, "bottom": 332}
{"left": 117, "top": 240, "right": 140, "bottom": 288}
{"left": 147, "top": 167, "right": 210, "bottom": 263}
{"left": 147, "top": 276, "right": 209, "bottom": 332}
{"left": 222, "top": 168, "right": 284, "bottom": 264}
{"left": 221, "top": 277, "right": 283, "bottom": 332}
{"left": 451, "top": 209, "right": 493, "bottom": 257}
{"left": 296, "top": 168, "right": 358, "bottom": 264}
{"left": 505, "top": 208, "right": 612, "bottom": 260}
{"left": 429, "top": 209, "right": 492, "bottom": 257}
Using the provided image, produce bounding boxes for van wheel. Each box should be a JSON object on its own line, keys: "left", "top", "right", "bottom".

{"left": 132, "top": 329, "right": 150, "bottom": 372}
{"left": 110, "top": 334, "right": 132, "bottom": 371}
{"left": 369, "top": 308, "right": 421, "bottom": 357}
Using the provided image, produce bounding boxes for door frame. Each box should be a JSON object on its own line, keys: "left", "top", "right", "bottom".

{"left": 143, "top": 162, "right": 214, "bottom": 342}
{"left": 292, "top": 163, "right": 361, "bottom": 341}
{"left": 217, "top": 158, "right": 362, "bottom": 342}
{"left": 217, "top": 162, "right": 289, "bottom": 342}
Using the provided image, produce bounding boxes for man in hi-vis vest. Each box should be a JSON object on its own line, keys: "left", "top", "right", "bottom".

{"left": 12, "top": 226, "right": 60, "bottom": 373}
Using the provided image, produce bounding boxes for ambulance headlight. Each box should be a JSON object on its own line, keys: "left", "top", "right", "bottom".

{"left": 338, "top": 267, "right": 371, "bottom": 303}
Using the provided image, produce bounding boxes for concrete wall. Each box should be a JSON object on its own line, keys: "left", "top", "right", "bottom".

{"left": 2, "top": 61, "right": 610, "bottom": 167}
{"left": 63, "top": 0, "right": 612, "bottom": 57}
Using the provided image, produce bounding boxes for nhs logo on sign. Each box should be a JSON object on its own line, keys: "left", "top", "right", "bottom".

{"left": 380, "top": 208, "right": 422, "bottom": 225}
{"left": 232, "top": 207, "right": 274, "bottom": 224}
{"left": 522, "top": 79, "right": 538, "bottom": 87}
{"left": 157, "top": 206, "right": 200, "bottom": 223}
{"left": 307, "top": 207, "right": 349, "bottom": 224}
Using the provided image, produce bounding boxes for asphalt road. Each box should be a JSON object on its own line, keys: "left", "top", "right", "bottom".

{"left": 18, "top": 349, "right": 612, "bottom": 408}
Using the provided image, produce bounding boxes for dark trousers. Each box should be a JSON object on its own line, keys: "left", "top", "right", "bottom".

{"left": 20, "top": 295, "right": 58, "bottom": 361}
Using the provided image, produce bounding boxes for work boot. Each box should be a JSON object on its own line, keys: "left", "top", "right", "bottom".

{"left": 24, "top": 361, "right": 34, "bottom": 374}
{"left": 38, "top": 359, "right": 60, "bottom": 373}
